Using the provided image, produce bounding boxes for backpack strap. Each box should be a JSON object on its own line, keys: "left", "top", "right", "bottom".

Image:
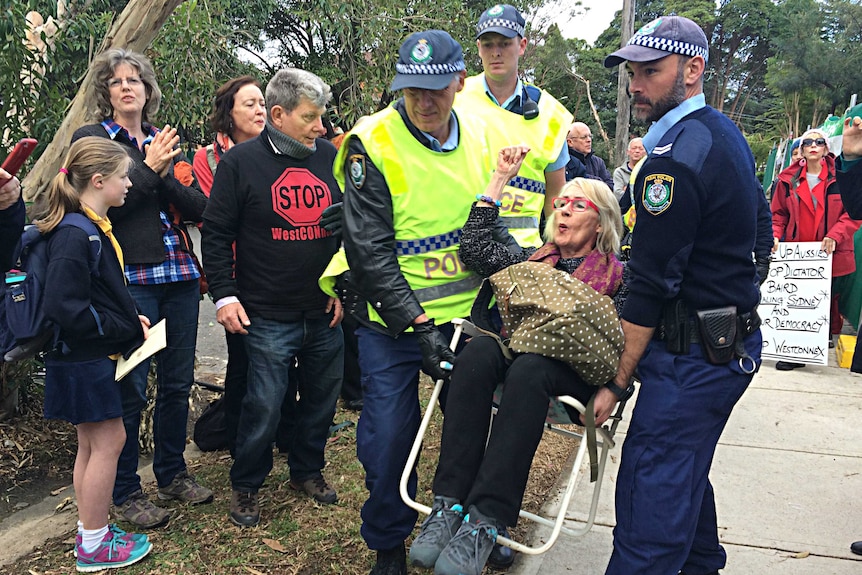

{"left": 56, "top": 213, "right": 102, "bottom": 277}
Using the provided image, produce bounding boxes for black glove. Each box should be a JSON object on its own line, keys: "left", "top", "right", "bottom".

{"left": 413, "top": 319, "right": 456, "bottom": 381}
{"left": 321, "top": 202, "right": 343, "bottom": 238}
{"left": 755, "top": 256, "right": 770, "bottom": 286}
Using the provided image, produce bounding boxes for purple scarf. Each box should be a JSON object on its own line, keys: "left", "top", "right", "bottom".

{"left": 528, "top": 243, "right": 623, "bottom": 297}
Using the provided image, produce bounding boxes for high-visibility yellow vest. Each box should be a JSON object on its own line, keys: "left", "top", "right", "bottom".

{"left": 455, "top": 75, "right": 573, "bottom": 247}
{"left": 334, "top": 105, "right": 492, "bottom": 328}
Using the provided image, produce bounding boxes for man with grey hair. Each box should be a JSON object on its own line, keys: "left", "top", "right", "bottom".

{"left": 202, "top": 68, "right": 345, "bottom": 528}
{"left": 613, "top": 137, "right": 645, "bottom": 201}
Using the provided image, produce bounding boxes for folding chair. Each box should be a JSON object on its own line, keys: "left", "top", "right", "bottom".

{"left": 399, "top": 317, "right": 633, "bottom": 555}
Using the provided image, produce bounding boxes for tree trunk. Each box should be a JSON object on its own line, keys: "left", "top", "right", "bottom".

{"left": 22, "top": 0, "right": 184, "bottom": 204}
{"left": 613, "top": 0, "right": 636, "bottom": 166}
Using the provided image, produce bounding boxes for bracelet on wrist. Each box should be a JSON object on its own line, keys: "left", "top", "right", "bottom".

{"left": 475, "top": 194, "right": 502, "bottom": 207}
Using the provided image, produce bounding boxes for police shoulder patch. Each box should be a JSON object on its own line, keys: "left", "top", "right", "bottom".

{"left": 349, "top": 154, "right": 366, "bottom": 189}
{"left": 642, "top": 173, "right": 674, "bottom": 215}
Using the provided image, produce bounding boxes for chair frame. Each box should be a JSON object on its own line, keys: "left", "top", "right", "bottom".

{"left": 399, "top": 317, "right": 631, "bottom": 555}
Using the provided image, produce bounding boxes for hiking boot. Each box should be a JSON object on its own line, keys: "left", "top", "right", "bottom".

{"left": 230, "top": 490, "right": 260, "bottom": 527}
{"left": 75, "top": 529, "right": 153, "bottom": 572}
{"left": 157, "top": 470, "right": 214, "bottom": 504}
{"left": 409, "top": 496, "right": 463, "bottom": 568}
{"left": 113, "top": 490, "right": 170, "bottom": 529}
{"left": 434, "top": 508, "right": 498, "bottom": 575}
{"left": 369, "top": 542, "right": 407, "bottom": 575}
{"left": 75, "top": 525, "right": 147, "bottom": 557}
{"left": 289, "top": 474, "right": 337, "bottom": 504}
{"left": 487, "top": 525, "right": 516, "bottom": 569}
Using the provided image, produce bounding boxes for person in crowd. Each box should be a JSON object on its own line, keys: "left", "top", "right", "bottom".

{"left": 789, "top": 137, "right": 803, "bottom": 165}
{"left": 599, "top": 16, "right": 767, "bottom": 574}
{"left": 336, "top": 29, "right": 500, "bottom": 575}
{"left": 612, "top": 137, "right": 645, "bottom": 201}
{"left": 566, "top": 122, "right": 614, "bottom": 189}
{"left": 191, "top": 75, "right": 299, "bottom": 453}
{"left": 0, "top": 168, "right": 25, "bottom": 271}
{"left": 202, "top": 68, "right": 344, "bottom": 528}
{"left": 455, "top": 4, "right": 573, "bottom": 249}
{"left": 71, "top": 48, "right": 211, "bottom": 529}
{"left": 40, "top": 137, "right": 152, "bottom": 571}
{"left": 770, "top": 128, "right": 860, "bottom": 370}
{"left": 410, "top": 164, "right": 629, "bottom": 575}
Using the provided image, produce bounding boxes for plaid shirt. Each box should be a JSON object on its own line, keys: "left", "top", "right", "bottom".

{"left": 101, "top": 120, "right": 200, "bottom": 285}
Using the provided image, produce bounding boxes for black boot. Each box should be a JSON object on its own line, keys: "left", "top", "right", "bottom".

{"left": 369, "top": 542, "right": 406, "bottom": 575}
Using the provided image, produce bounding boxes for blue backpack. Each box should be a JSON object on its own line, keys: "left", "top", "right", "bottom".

{"left": 3, "top": 213, "right": 101, "bottom": 362}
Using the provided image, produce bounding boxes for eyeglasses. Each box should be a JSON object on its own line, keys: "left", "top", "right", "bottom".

{"left": 568, "top": 134, "right": 592, "bottom": 141}
{"left": 553, "top": 196, "right": 599, "bottom": 213}
{"left": 108, "top": 77, "right": 143, "bottom": 89}
{"left": 801, "top": 137, "right": 827, "bottom": 148}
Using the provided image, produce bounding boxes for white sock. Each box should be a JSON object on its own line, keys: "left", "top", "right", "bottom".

{"left": 81, "top": 525, "right": 109, "bottom": 553}
{"left": 77, "top": 520, "right": 83, "bottom": 534}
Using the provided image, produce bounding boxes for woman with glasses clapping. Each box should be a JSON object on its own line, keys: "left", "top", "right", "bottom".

{"left": 771, "top": 128, "right": 862, "bottom": 371}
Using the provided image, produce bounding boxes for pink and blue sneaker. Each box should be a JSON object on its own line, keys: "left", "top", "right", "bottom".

{"left": 75, "top": 528, "right": 152, "bottom": 573}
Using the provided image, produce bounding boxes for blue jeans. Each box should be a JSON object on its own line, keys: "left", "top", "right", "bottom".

{"left": 114, "top": 280, "right": 200, "bottom": 503}
{"left": 230, "top": 316, "right": 343, "bottom": 492}
{"left": 356, "top": 323, "right": 461, "bottom": 551}
{"left": 605, "top": 333, "right": 762, "bottom": 575}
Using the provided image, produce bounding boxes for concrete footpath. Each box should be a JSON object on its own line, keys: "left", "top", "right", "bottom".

{"left": 511, "top": 355, "right": 862, "bottom": 575}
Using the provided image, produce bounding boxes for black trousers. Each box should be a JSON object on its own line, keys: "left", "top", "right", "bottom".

{"left": 432, "top": 336, "right": 595, "bottom": 527}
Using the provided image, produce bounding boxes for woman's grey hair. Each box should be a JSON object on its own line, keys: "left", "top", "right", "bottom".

{"left": 543, "top": 178, "right": 623, "bottom": 255}
{"left": 88, "top": 49, "right": 162, "bottom": 122}
{"left": 265, "top": 68, "right": 331, "bottom": 120}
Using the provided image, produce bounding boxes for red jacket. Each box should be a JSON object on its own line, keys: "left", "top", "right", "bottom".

{"left": 771, "top": 154, "right": 861, "bottom": 277}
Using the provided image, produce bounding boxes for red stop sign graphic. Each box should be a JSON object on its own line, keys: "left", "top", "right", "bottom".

{"left": 271, "top": 168, "right": 332, "bottom": 227}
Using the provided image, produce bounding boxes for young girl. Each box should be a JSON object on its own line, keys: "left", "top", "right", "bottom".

{"left": 39, "top": 136, "right": 153, "bottom": 572}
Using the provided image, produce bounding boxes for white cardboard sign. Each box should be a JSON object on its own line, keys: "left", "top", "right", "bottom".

{"left": 758, "top": 241, "right": 832, "bottom": 365}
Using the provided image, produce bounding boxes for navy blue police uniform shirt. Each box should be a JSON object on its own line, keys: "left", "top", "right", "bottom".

{"left": 621, "top": 106, "right": 762, "bottom": 328}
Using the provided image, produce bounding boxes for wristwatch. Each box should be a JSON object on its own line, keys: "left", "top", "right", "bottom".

{"left": 604, "top": 380, "right": 636, "bottom": 402}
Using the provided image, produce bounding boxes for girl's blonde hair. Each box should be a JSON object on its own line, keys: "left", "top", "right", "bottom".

{"left": 543, "top": 178, "right": 623, "bottom": 255}
{"left": 36, "top": 137, "right": 131, "bottom": 233}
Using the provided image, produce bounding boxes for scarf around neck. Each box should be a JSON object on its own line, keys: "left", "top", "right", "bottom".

{"left": 266, "top": 120, "right": 315, "bottom": 159}
{"left": 528, "top": 243, "right": 623, "bottom": 297}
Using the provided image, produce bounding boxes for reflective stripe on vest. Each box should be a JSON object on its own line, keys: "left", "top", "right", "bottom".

{"left": 395, "top": 229, "right": 461, "bottom": 256}
{"left": 334, "top": 104, "right": 492, "bottom": 327}
{"left": 455, "top": 75, "right": 573, "bottom": 248}
{"left": 503, "top": 216, "right": 540, "bottom": 231}
{"left": 509, "top": 175, "right": 546, "bottom": 195}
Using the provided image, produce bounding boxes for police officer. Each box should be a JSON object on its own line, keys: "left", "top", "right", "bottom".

{"left": 337, "top": 30, "right": 495, "bottom": 575}
{"left": 594, "top": 16, "right": 768, "bottom": 575}
{"left": 456, "top": 4, "right": 572, "bottom": 249}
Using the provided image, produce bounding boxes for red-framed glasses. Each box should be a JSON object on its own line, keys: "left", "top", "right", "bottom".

{"left": 552, "top": 196, "right": 599, "bottom": 213}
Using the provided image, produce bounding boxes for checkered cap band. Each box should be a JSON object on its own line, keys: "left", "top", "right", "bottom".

{"left": 396, "top": 229, "right": 462, "bottom": 256}
{"left": 477, "top": 17, "right": 525, "bottom": 37}
{"left": 395, "top": 61, "right": 466, "bottom": 76}
{"left": 508, "top": 175, "right": 546, "bottom": 195}
{"left": 628, "top": 34, "right": 708, "bottom": 60}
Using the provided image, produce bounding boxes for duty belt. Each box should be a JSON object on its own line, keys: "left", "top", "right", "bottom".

{"left": 655, "top": 309, "right": 761, "bottom": 343}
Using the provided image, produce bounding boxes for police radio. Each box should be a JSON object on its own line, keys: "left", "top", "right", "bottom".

{"left": 522, "top": 86, "right": 539, "bottom": 120}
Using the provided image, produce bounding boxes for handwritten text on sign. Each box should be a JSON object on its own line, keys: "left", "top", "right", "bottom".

{"left": 758, "top": 242, "right": 832, "bottom": 365}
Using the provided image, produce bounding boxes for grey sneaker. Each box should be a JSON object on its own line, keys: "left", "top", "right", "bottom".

{"left": 409, "top": 496, "right": 463, "bottom": 568}
{"left": 114, "top": 490, "right": 171, "bottom": 529}
{"left": 434, "top": 508, "right": 498, "bottom": 575}
{"left": 289, "top": 474, "right": 337, "bottom": 504}
{"left": 157, "top": 470, "right": 213, "bottom": 504}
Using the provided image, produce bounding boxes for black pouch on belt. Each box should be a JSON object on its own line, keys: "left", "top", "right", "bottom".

{"left": 695, "top": 306, "right": 737, "bottom": 365}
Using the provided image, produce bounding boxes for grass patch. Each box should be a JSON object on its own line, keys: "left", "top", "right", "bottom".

{"left": 7, "top": 375, "right": 576, "bottom": 575}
